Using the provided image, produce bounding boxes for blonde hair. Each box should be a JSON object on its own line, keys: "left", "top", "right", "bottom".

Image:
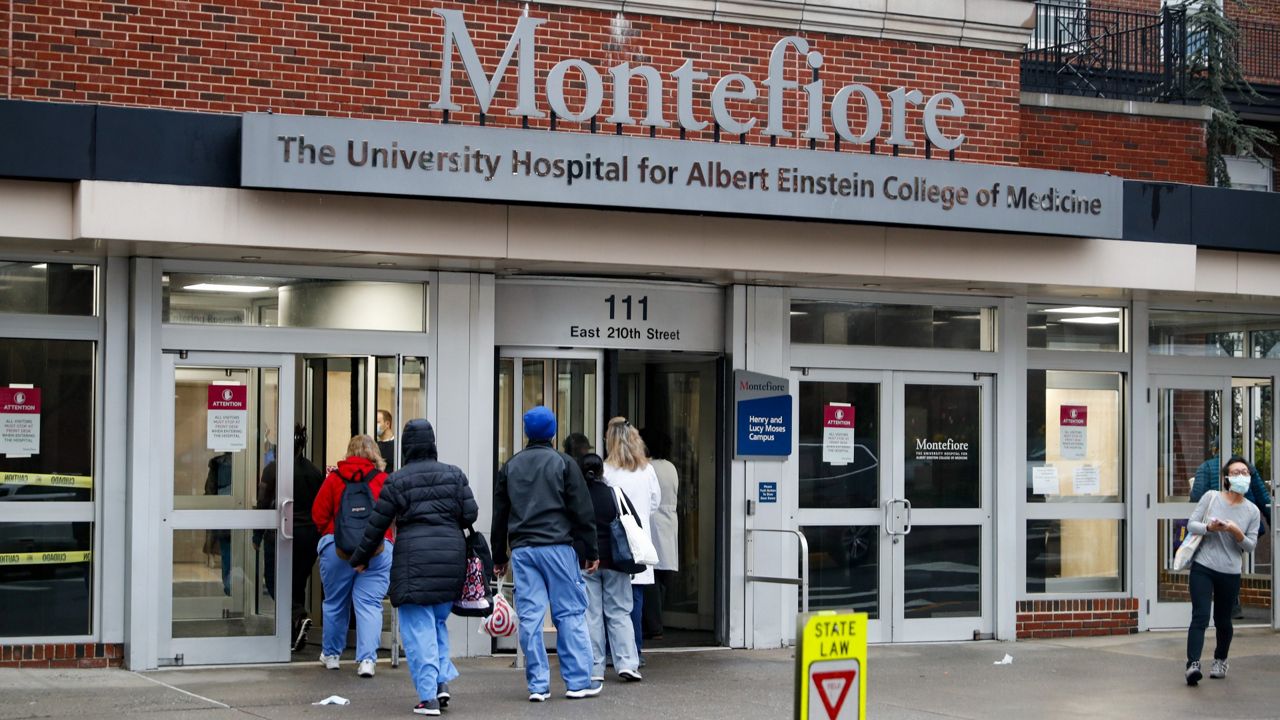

{"left": 604, "top": 417, "right": 648, "bottom": 472}
{"left": 347, "top": 434, "right": 386, "bottom": 471}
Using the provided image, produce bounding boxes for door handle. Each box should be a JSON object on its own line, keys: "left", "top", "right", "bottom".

{"left": 279, "top": 499, "right": 294, "bottom": 540}
{"left": 900, "top": 498, "right": 913, "bottom": 536}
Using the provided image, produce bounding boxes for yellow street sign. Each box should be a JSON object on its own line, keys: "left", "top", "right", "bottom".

{"left": 795, "top": 611, "right": 867, "bottom": 720}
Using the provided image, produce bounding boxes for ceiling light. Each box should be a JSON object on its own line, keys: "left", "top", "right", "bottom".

{"left": 1060, "top": 316, "right": 1121, "bottom": 325}
{"left": 31, "top": 263, "right": 47, "bottom": 269}
{"left": 378, "top": 262, "right": 397, "bottom": 267}
{"left": 967, "top": 287, "right": 985, "bottom": 292}
{"left": 789, "top": 310, "right": 808, "bottom": 316}
{"left": 1043, "top": 306, "right": 1119, "bottom": 314}
{"left": 183, "top": 283, "right": 271, "bottom": 293}
{"left": 1027, "top": 324, "right": 1048, "bottom": 330}
{"left": 240, "top": 255, "right": 261, "bottom": 261}
{"left": 54, "top": 249, "right": 73, "bottom": 254}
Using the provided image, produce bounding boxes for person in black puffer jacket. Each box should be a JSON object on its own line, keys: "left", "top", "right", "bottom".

{"left": 349, "top": 419, "right": 478, "bottom": 717}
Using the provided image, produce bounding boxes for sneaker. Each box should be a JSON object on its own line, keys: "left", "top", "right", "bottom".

{"left": 1210, "top": 658, "right": 1229, "bottom": 679}
{"left": 565, "top": 682, "right": 604, "bottom": 699}
{"left": 413, "top": 699, "right": 441, "bottom": 716}
{"left": 320, "top": 654, "right": 340, "bottom": 670}
{"left": 1185, "top": 661, "right": 1202, "bottom": 686}
{"left": 436, "top": 682, "right": 450, "bottom": 708}
{"left": 358, "top": 659, "right": 376, "bottom": 678}
{"left": 618, "top": 668, "right": 642, "bottom": 682}
{"left": 590, "top": 675, "right": 605, "bottom": 682}
{"left": 291, "top": 617, "right": 312, "bottom": 652}
{"left": 528, "top": 691, "right": 551, "bottom": 702}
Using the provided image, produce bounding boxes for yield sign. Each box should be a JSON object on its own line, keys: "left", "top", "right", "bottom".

{"left": 811, "top": 669, "right": 857, "bottom": 719}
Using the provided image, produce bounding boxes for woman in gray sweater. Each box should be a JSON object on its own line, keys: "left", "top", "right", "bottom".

{"left": 1183, "top": 455, "right": 1262, "bottom": 686}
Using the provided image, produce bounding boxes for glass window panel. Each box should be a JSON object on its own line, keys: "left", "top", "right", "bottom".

{"left": 0, "top": 262, "right": 96, "bottom": 316}
{"left": 790, "top": 301, "right": 994, "bottom": 350}
{"left": 173, "top": 367, "right": 278, "bottom": 510}
{"left": 1157, "top": 518, "right": 1192, "bottom": 603}
{"left": 1157, "top": 388, "right": 1219, "bottom": 503}
{"left": 0, "top": 339, "right": 95, "bottom": 502}
{"left": 904, "top": 384, "right": 981, "bottom": 508}
{"left": 798, "top": 382, "right": 880, "bottom": 509}
{"left": 1148, "top": 309, "right": 1280, "bottom": 357}
{"left": 163, "top": 274, "right": 426, "bottom": 332}
{"left": 1026, "top": 371, "right": 1123, "bottom": 503}
{"left": 801, "top": 525, "right": 879, "bottom": 618}
{"left": 554, "top": 359, "right": 597, "bottom": 452}
{"left": 372, "top": 356, "right": 428, "bottom": 473}
{"left": 904, "top": 525, "right": 980, "bottom": 618}
{"left": 172, "top": 528, "right": 275, "bottom": 638}
{"left": 1027, "top": 304, "right": 1122, "bottom": 351}
{"left": 0, "top": 521, "right": 93, "bottom": 636}
{"left": 497, "top": 358, "right": 514, "bottom": 466}
{"left": 1026, "top": 519, "right": 1123, "bottom": 593}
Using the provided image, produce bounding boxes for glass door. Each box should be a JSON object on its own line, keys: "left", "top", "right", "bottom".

{"left": 794, "top": 370, "right": 992, "bottom": 642}
{"left": 160, "top": 352, "right": 295, "bottom": 665}
{"left": 496, "top": 350, "right": 602, "bottom": 466}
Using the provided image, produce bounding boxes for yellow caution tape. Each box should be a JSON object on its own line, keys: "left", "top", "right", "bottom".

{"left": 0, "top": 472, "right": 93, "bottom": 489}
{"left": 0, "top": 550, "right": 92, "bottom": 566}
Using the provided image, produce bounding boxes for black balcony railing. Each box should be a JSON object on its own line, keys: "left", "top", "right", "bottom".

{"left": 1234, "top": 18, "right": 1280, "bottom": 87}
{"left": 1022, "top": 2, "right": 1189, "bottom": 102}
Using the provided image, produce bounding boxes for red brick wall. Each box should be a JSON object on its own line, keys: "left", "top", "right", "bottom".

{"left": 1017, "top": 598, "right": 1139, "bottom": 638}
{"left": 1020, "top": 105, "right": 1207, "bottom": 183}
{"left": 0, "top": 643, "right": 124, "bottom": 669}
{"left": 3, "top": 0, "right": 1021, "bottom": 163}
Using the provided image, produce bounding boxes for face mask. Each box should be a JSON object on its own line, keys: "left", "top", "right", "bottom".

{"left": 1228, "top": 475, "right": 1251, "bottom": 495}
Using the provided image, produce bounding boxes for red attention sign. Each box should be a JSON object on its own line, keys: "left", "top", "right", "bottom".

{"left": 208, "top": 385, "right": 247, "bottom": 411}
{"left": 0, "top": 388, "right": 41, "bottom": 413}
{"left": 1059, "top": 405, "right": 1087, "bottom": 426}
{"left": 824, "top": 404, "right": 854, "bottom": 428}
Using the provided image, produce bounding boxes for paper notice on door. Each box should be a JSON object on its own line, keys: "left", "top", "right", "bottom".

{"left": 1072, "top": 465, "right": 1101, "bottom": 495}
{"left": 207, "top": 384, "right": 248, "bottom": 452}
{"left": 0, "top": 386, "right": 41, "bottom": 457}
{"left": 822, "top": 403, "right": 855, "bottom": 466}
{"left": 1032, "top": 465, "right": 1060, "bottom": 496}
{"left": 1059, "top": 405, "right": 1087, "bottom": 460}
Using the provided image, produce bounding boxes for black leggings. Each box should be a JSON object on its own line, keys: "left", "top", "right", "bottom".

{"left": 1186, "top": 563, "right": 1241, "bottom": 665}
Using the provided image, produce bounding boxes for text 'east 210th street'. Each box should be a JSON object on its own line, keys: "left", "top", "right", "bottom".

{"left": 274, "top": 137, "right": 1108, "bottom": 216}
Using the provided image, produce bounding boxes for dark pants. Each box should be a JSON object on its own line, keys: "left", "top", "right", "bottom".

{"left": 1186, "top": 562, "right": 1241, "bottom": 665}
{"left": 643, "top": 570, "right": 675, "bottom": 637}
{"left": 631, "top": 586, "right": 645, "bottom": 654}
{"left": 292, "top": 524, "right": 321, "bottom": 623}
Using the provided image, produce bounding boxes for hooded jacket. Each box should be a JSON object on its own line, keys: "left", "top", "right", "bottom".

{"left": 311, "top": 456, "right": 394, "bottom": 542}
{"left": 349, "top": 420, "right": 479, "bottom": 607}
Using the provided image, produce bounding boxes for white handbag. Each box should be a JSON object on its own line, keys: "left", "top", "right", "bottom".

{"left": 1173, "top": 491, "right": 1219, "bottom": 572}
{"left": 613, "top": 486, "right": 659, "bottom": 567}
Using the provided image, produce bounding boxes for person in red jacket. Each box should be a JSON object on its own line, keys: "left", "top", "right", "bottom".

{"left": 312, "top": 435, "right": 395, "bottom": 678}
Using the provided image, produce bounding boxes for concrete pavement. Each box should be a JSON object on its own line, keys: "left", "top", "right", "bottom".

{"left": 2, "top": 628, "right": 1278, "bottom": 719}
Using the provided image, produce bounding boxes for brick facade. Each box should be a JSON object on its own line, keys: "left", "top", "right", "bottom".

{"left": 1020, "top": 105, "right": 1207, "bottom": 184}
{"left": 0, "top": 643, "right": 124, "bottom": 669}
{"left": 1017, "top": 598, "right": 1140, "bottom": 639}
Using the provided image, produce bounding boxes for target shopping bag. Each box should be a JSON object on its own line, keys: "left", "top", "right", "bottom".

{"left": 481, "top": 578, "right": 517, "bottom": 638}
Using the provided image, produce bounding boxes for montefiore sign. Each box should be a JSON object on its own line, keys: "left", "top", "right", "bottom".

{"left": 431, "top": 10, "right": 967, "bottom": 151}
{"left": 734, "top": 371, "right": 792, "bottom": 459}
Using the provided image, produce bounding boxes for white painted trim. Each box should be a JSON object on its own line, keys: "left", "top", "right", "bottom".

{"left": 1020, "top": 92, "right": 1214, "bottom": 122}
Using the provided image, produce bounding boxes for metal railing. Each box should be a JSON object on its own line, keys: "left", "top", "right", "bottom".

{"left": 745, "top": 528, "right": 810, "bottom": 614}
{"left": 1022, "top": 1, "right": 1189, "bottom": 102}
{"left": 1233, "top": 17, "right": 1280, "bottom": 88}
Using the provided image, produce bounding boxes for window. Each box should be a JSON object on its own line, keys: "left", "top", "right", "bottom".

{"left": 0, "top": 521, "right": 94, "bottom": 636}
{"left": 163, "top": 274, "right": 427, "bottom": 332}
{"left": 1028, "top": 304, "right": 1123, "bottom": 351}
{"left": 1149, "top": 309, "right": 1280, "bottom": 358}
{"left": 1224, "top": 156, "right": 1273, "bottom": 192}
{"left": 791, "top": 301, "right": 995, "bottom": 350}
{"left": 0, "top": 262, "right": 96, "bottom": 316}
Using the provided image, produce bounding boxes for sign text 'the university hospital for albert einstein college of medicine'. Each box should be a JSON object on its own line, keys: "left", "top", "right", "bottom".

{"left": 239, "top": 11, "right": 1124, "bottom": 238}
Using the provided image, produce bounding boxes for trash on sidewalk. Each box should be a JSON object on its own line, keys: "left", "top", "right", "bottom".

{"left": 993, "top": 654, "right": 1013, "bottom": 665}
{"left": 312, "top": 695, "right": 351, "bottom": 706}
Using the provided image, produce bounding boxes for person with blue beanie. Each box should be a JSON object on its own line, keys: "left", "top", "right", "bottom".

{"left": 492, "top": 406, "right": 602, "bottom": 702}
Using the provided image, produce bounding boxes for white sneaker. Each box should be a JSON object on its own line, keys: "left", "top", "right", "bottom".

{"left": 618, "top": 668, "right": 642, "bottom": 682}
{"left": 528, "top": 692, "right": 550, "bottom": 702}
{"left": 320, "top": 654, "right": 340, "bottom": 670}
{"left": 357, "top": 659, "right": 376, "bottom": 678}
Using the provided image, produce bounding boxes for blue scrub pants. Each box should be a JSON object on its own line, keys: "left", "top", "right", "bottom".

{"left": 317, "top": 535, "right": 392, "bottom": 661}
{"left": 511, "top": 544, "right": 594, "bottom": 694}
{"left": 398, "top": 602, "right": 458, "bottom": 701}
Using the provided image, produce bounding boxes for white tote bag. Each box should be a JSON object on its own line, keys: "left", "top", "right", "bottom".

{"left": 613, "top": 486, "right": 659, "bottom": 567}
{"left": 1173, "top": 491, "right": 1219, "bottom": 572}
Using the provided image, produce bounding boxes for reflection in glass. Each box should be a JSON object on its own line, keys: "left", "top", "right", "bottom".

{"left": 0, "top": 261, "right": 96, "bottom": 315}
{"left": 373, "top": 356, "right": 428, "bottom": 472}
{"left": 1027, "top": 304, "right": 1122, "bottom": 351}
{"left": 903, "top": 385, "right": 981, "bottom": 508}
{"left": 1157, "top": 389, "right": 1219, "bottom": 503}
{"left": 1026, "top": 520, "right": 1123, "bottom": 593}
{"left": 1157, "top": 518, "right": 1192, "bottom": 603}
{"left": 0, "top": 521, "right": 93, "bottom": 636}
{"left": 173, "top": 367, "right": 278, "bottom": 510}
{"left": 522, "top": 360, "right": 545, "bottom": 416}
{"left": 790, "top": 301, "right": 994, "bottom": 350}
{"left": 497, "top": 359, "right": 514, "bottom": 466}
{"left": 1148, "top": 309, "right": 1280, "bottom": 358}
{"left": 798, "top": 382, "right": 879, "bottom": 508}
{"left": 904, "top": 526, "right": 980, "bottom": 619}
{"left": 1026, "top": 371, "right": 1123, "bottom": 502}
{"left": 172, "top": 529, "right": 275, "bottom": 638}
{"left": 555, "top": 359, "right": 598, "bottom": 452}
{"left": 163, "top": 274, "right": 426, "bottom": 332}
{"left": 0, "top": 339, "right": 95, "bottom": 502}
{"left": 801, "top": 525, "right": 878, "bottom": 618}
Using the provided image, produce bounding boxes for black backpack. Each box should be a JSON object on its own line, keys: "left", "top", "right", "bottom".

{"left": 335, "top": 469, "right": 379, "bottom": 557}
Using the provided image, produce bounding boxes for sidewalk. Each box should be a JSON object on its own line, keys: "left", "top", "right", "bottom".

{"left": 3, "top": 628, "right": 1278, "bottom": 719}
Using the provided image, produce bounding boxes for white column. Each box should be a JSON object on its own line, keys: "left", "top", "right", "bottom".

{"left": 997, "top": 296, "right": 1027, "bottom": 641}
{"left": 99, "top": 256, "right": 130, "bottom": 644}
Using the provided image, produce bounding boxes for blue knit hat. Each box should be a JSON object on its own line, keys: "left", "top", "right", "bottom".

{"left": 523, "top": 405, "right": 557, "bottom": 441}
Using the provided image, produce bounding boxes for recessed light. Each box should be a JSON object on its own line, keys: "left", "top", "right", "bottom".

{"left": 646, "top": 271, "right": 664, "bottom": 277}
{"left": 183, "top": 283, "right": 271, "bottom": 293}
{"left": 1044, "top": 306, "right": 1118, "bottom": 314}
{"left": 378, "top": 262, "right": 396, "bottom": 267}
{"left": 967, "top": 287, "right": 985, "bottom": 292}
{"left": 31, "top": 263, "right": 47, "bottom": 269}
{"left": 789, "top": 310, "right": 808, "bottom": 316}
{"left": 1061, "top": 316, "right": 1121, "bottom": 325}
{"left": 54, "top": 249, "right": 73, "bottom": 254}
{"left": 1196, "top": 299, "right": 1213, "bottom": 304}
{"left": 862, "top": 283, "right": 881, "bottom": 288}
{"left": 241, "top": 255, "right": 261, "bottom": 261}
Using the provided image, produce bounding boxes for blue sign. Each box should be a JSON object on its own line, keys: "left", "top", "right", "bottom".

{"left": 759, "top": 482, "right": 778, "bottom": 503}
{"left": 734, "top": 370, "right": 792, "bottom": 459}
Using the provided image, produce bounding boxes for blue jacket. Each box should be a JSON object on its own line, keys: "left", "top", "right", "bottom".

{"left": 1189, "top": 457, "right": 1271, "bottom": 522}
